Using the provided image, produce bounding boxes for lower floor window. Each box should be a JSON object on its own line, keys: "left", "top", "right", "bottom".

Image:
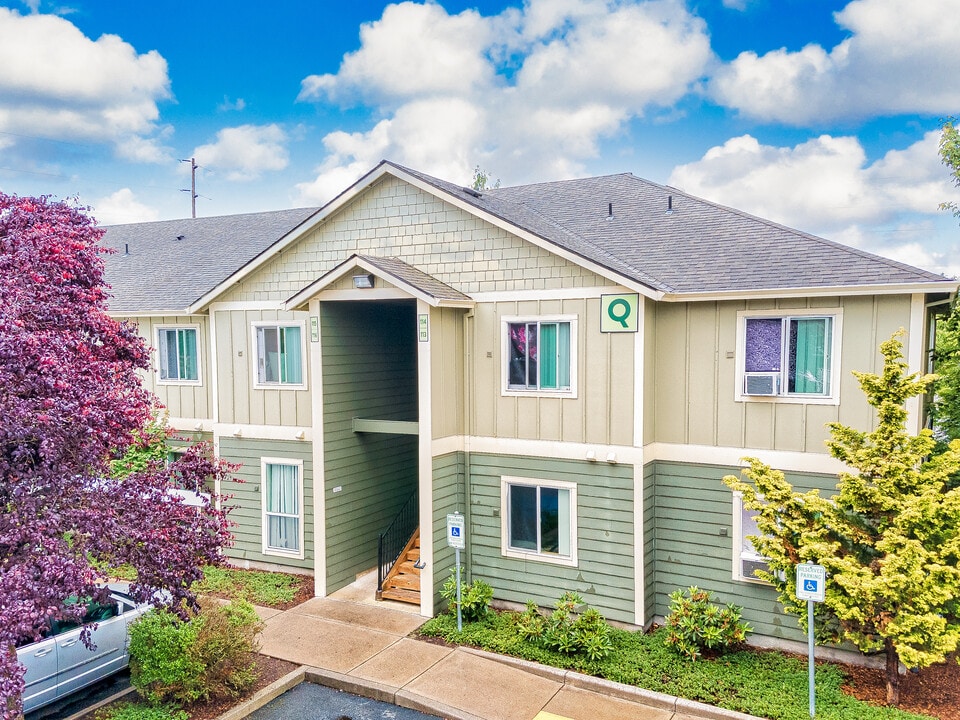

{"left": 501, "top": 477, "right": 577, "bottom": 566}
{"left": 263, "top": 459, "right": 303, "bottom": 557}
{"left": 733, "top": 492, "right": 769, "bottom": 582}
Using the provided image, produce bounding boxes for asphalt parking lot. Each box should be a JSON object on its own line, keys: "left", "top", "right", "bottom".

{"left": 245, "top": 682, "right": 441, "bottom": 720}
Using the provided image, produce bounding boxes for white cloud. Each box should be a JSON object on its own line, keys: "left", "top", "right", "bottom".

{"left": 709, "top": 0, "right": 960, "bottom": 124}
{"left": 296, "top": 0, "right": 713, "bottom": 203}
{"left": 0, "top": 9, "right": 171, "bottom": 159}
{"left": 192, "top": 124, "right": 289, "bottom": 181}
{"left": 218, "top": 96, "right": 246, "bottom": 112}
{"left": 668, "top": 131, "right": 960, "bottom": 276}
{"left": 91, "top": 188, "right": 160, "bottom": 225}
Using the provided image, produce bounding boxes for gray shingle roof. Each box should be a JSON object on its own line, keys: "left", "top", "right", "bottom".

{"left": 357, "top": 255, "right": 473, "bottom": 304}
{"left": 395, "top": 163, "right": 949, "bottom": 294}
{"left": 101, "top": 207, "right": 319, "bottom": 313}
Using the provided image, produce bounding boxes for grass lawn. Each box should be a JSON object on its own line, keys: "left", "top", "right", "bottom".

{"left": 419, "top": 611, "right": 932, "bottom": 720}
{"left": 191, "top": 565, "right": 310, "bottom": 608}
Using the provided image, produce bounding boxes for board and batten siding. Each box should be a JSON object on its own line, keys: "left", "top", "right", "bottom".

{"left": 651, "top": 295, "right": 913, "bottom": 453}
{"left": 431, "top": 453, "right": 465, "bottom": 604}
{"left": 212, "top": 308, "right": 312, "bottom": 427}
{"left": 467, "top": 453, "right": 636, "bottom": 624}
{"left": 650, "top": 460, "right": 836, "bottom": 642}
{"left": 125, "top": 315, "right": 212, "bottom": 421}
{"left": 216, "top": 175, "right": 611, "bottom": 305}
{"left": 218, "top": 437, "right": 314, "bottom": 572}
{"left": 320, "top": 300, "right": 419, "bottom": 593}
{"left": 430, "top": 307, "right": 466, "bottom": 441}
{"left": 470, "top": 297, "right": 635, "bottom": 446}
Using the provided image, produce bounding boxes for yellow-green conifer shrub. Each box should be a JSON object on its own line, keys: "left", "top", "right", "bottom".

{"left": 724, "top": 331, "right": 960, "bottom": 706}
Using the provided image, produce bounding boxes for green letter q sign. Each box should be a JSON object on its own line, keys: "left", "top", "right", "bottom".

{"left": 600, "top": 294, "right": 639, "bottom": 333}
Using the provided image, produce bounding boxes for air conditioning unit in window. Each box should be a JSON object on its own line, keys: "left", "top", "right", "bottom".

{"left": 744, "top": 372, "right": 780, "bottom": 396}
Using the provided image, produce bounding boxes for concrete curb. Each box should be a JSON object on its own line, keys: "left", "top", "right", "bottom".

{"left": 215, "top": 667, "right": 306, "bottom": 720}
{"left": 461, "top": 645, "right": 763, "bottom": 720}
{"left": 62, "top": 686, "right": 138, "bottom": 720}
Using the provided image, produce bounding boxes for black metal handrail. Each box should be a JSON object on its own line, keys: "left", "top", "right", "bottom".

{"left": 377, "top": 489, "right": 419, "bottom": 597}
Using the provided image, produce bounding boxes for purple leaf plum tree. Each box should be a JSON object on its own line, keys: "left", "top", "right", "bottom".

{"left": 0, "top": 194, "right": 235, "bottom": 718}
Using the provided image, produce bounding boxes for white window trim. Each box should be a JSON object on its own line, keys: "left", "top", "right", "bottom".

{"left": 732, "top": 491, "right": 770, "bottom": 585}
{"left": 734, "top": 308, "right": 842, "bottom": 405}
{"left": 155, "top": 325, "right": 202, "bottom": 386}
{"left": 500, "top": 475, "right": 578, "bottom": 567}
{"left": 251, "top": 321, "right": 308, "bottom": 390}
{"left": 261, "top": 457, "right": 305, "bottom": 560}
{"left": 501, "top": 315, "right": 578, "bottom": 399}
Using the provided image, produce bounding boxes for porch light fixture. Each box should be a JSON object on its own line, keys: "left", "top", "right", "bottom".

{"left": 353, "top": 274, "right": 375, "bottom": 289}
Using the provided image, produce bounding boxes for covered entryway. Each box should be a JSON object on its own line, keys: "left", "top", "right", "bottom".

{"left": 285, "top": 254, "right": 474, "bottom": 615}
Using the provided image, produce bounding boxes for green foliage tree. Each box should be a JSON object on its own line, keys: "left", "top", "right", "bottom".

{"left": 723, "top": 331, "right": 960, "bottom": 706}
{"left": 471, "top": 165, "right": 500, "bottom": 191}
{"left": 930, "top": 301, "right": 960, "bottom": 446}
{"left": 940, "top": 118, "right": 960, "bottom": 218}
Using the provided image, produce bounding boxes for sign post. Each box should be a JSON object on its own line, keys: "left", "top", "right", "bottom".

{"left": 446, "top": 512, "right": 466, "bottom": 632}
{"left": 796, "top": 562, "right": 826, "bottom": 718}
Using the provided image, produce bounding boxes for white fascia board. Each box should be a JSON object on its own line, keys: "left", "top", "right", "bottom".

{"left": 285, "top": 254, "right": 475, "bottom": 310}
{"left": 108, "top": 310, "right": 205, "bottom": 319}
{"left": 662, "top": 280, "right": 959, "bottom": 303}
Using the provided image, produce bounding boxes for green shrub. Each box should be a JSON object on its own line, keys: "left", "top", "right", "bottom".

{"left": 95, "top": 702, "right": 188, "bottom": 720}
{"left": 129, "top": 598, "right": 264, "bottom": 705}
{"left": 514, "top": 592, "right": 613, "bottom": 661}
{"left": 665, "top": 586, "right": 752, "bottom": 660}
{"left": 439, "top": 567, "right": 493, "bottom": 622}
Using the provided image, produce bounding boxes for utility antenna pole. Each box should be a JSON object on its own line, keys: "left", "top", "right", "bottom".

{"left": 179, "top": 157, "right": 198, "bottom": 218}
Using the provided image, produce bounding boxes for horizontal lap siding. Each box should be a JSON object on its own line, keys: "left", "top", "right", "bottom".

{"left": 218, "top": 437, "right": 314, "bottom": 571}
{"left": 652, "top": 461, "right": 835, "bottom": 641}
{"left": 467, "top": 453, "right": 635, "bottom": 623}
{"left": 321, "top": 301, "right": 419, "bottom": 593}
{"left": 643, "top": 462, "right": 656, "bottom": 625}
{"left": 432, "top": 453, "right": 464, "bottom": 606}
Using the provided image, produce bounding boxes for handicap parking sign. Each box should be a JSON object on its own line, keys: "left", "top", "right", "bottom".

{"left": 446, "top": 513, "right": 465, "bottom": 549}
{"left": 796, "top": 563, "right": 826, "bottom": 602}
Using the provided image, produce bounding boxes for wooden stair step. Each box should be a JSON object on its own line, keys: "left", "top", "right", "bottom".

{"left": 385, "top": 574, "right": 420, "bottom": 591}
{"left": 380, "top": 587, "right": 421, "bottom": 603}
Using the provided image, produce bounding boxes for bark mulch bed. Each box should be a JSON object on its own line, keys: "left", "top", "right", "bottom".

{"left": 842, "top": 653, "right": 960, "bottom": 720}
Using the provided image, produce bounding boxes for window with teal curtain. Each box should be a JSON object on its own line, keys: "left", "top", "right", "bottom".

{"left": 506, "top": 320, "right": 571, "bottom": 391}
{"left": 280, "top": 326, "right": 302, "bottom": 384}
{"left": 159, "top": 328, "right": 198, "bottom": 381}
{"left": 265, "top": 463, "right": 299, "bottom": 552}
{"left": 789, "top": 318, "right": 830, "bottom": 394}
{"left": 258, "top": 325, "right": 303, "bottom": 385}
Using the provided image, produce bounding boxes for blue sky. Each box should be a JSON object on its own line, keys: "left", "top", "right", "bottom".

{"left": 0, "top": 0, "right": 958, "bottom": 277}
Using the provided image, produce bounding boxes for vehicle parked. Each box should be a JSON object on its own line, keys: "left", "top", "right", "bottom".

{"left": 17, "top": 583, "right": 152, "bottom": 713}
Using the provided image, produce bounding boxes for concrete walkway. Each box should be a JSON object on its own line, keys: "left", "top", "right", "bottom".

{"left": 249, "top": 595, "right": 757, "bottom": 720}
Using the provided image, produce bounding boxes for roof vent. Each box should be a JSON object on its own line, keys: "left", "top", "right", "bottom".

{"left": 607, "top": 202, "right": 613, "bottom": 219}
{"left": 124, "top": 243, "right": 129, "bottom": 255}
{"left": 461, "top": 186, "right": 482, "bottom": 198}
{"left": 666, "top": 196, "right": 673, "bottom": 215}
{"left": 175, "top": 234, "right": 185, "bottom": 241}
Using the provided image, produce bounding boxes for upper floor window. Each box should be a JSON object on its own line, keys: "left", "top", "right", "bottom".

{"left": 503, "top": 316, "right": 577, "bottom": 396}
{"left": 254, "top": 323, "right": 304, "bottom": 388}
{"left": 157, "top": 326, "right": 200, "bottom": 384}
{"left": 737, "top": 312, "right": 838, "bottom": 402}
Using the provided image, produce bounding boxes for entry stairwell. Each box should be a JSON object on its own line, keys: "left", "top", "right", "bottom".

{"left": 376, "top": 489, "right": 420, "bottom": 605}
{"left": 378, "top": 528, "right": 420, "bottom": 604}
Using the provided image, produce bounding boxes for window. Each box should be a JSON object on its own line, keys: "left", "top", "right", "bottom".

{"left": 503, "top": 316, "right": 577, "bottom": 395}
{"left": 262, "top": 459, "right": 304, "bottom": 558}
{"left": 738, "top": 313, "right": 837, "bottom": 400}
{"left": 501, "top": 477, "right": 577, "bottom": 566}
{"left": 254, "top": 324, "right": 304, "bottom": 387}
{"left": 157, "top": 327, "right": 199, "bottom": 383}
{"left": 733, "top": 492, "right": 769, "bottom": 583}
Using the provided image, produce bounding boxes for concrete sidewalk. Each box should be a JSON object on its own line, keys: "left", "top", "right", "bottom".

{"left": 247, "top": 596, "right": 757, "bottom": 720}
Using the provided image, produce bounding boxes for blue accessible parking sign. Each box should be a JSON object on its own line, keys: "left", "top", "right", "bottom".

{"left": 796, "top": 563, "right": 826, "bottom": 602}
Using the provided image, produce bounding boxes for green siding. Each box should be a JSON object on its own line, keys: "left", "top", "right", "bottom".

{"left": 466, "top": 453, "right": 635, "bottom": 623}
{"left": 650, "top": 460, "right": 836, "bottom": 641}
{"left": 168, "top": 432, "right": 215, "bottom": 493}
{"left": 218, "top": 437, "right": 314, "bottom": 571}
{"left": 643, "top": 462, "right": 656, "bottom": 625}
{"left": 432, "top": 453, "right": 465, "bottom": 607}
{"left": 320, "top": 301, "right": 419, "bottom": 593}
